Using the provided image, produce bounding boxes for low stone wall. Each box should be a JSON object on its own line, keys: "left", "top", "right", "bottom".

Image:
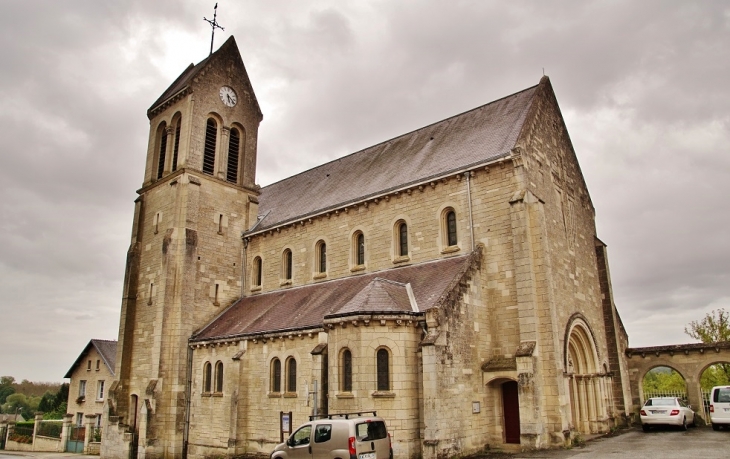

{"left": 33, "top": 435, "right": 62, "bottom": 452}
{"left": 6, "top": 439, "right": 34, "bottom": 452}
{"left": 87, "top": 441, "right": 101, "bottom": 455}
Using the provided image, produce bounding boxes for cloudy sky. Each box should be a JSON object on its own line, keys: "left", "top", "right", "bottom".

{"left": 0, "top": 0, "right": 728, "bottom": 382}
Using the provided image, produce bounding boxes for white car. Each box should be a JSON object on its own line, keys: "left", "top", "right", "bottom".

{"left": 640, "top": 397, "right": 695, "bottom": 431}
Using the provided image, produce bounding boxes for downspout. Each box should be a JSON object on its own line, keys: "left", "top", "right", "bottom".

{"left": 182, "top": 344, "right": 193, "bottom": 459}
{"left": 465, "top": 171, "right": 475, "bottom": 251}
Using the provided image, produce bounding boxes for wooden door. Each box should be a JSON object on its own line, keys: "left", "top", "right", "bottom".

{"left": 502, "top": 381, "right": 521, "bottom": 444}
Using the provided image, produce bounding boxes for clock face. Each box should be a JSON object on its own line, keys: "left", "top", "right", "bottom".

{"left": 219, "top": 86, "right": 237, "bottom": 107}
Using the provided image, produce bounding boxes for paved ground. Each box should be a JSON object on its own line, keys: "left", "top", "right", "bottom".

{"left": 1, "top": 426, "right": 728, "bottom": 458}
{"left": 471, "top": 426, "right": 730, "bottom": 459}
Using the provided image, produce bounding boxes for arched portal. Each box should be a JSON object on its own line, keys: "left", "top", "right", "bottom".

{"left": 565, "top": 317, "right": 613, "bottom": 434}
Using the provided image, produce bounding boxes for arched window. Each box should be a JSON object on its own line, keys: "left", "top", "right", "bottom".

{"left": 227, "top": 127, "right": 240, "bottom": 184}
{"left": 283, "top": 249, "right": 293, "bottom": 281}
{"left": 397, "top": 221, "right": 408, "bottom": 257}
{"left": 172, "top": 117, "right": 181, "bottom": 172}
{"left": 156, "top": 122, "right": 168, "bottom": 180}
{"left": 203, "top": 118, "right": 217, "bottom": 175}
{"left": 203, "top": 362, "right": 212, "bottom": 393}
{"left": 271, "top": 358, "right": 281, "bottom": 393}
{"left": 341, "top": 349, "right": 352, "bottom": 392}
{"left": 286, "top": 358, "right": 297, "bottom": 392}
{"left": 445, "top": 210, "right": 458, "bottom": 247}
{"left": 316, "top": 241, "right": 327, "bottom": 274}
{"left": 376, "top": 348, "right": 390, "bottom": 391}
{"left": 253, "top": 256, "right": 262, "bottom": 287}
{"left": 353, "top": 232, "right": 365, "bottom": 266}
{"left": 214, "top": 361, "right": 223, "bottom": 393}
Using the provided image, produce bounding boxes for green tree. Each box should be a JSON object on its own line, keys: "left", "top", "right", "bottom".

{"left": 643, "top": 367, "right": 687, "bottom": 394}
{"left": 685, "top": 308, "right": 730, "bottom": 383}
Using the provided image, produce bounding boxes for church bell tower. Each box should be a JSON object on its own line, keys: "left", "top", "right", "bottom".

{"left": 106, "top": 36, "right": 262, "bottom": 458}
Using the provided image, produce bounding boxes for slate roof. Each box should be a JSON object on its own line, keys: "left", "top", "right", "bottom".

{"left": 192, "top": 253, "right": 477, "bottom": 342}
{"left": 254, "top": 83, "right": 538, "bottom": 232}
{"left": 64, "top": 339, "right": 117, "bottom": 378}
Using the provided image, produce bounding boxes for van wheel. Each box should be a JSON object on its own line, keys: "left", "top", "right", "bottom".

{"left": 712, "top": 423, "right": 720, "bottom": 431}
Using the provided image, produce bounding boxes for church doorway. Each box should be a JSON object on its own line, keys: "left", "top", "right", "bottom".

{"left": 502, "top": 381, "right": 520, "bottom": 444}
{"left": 565, "top": 317, "right": 612, "bottom": 434}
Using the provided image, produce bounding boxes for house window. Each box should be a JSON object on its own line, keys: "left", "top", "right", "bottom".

{"left": 376, "top": 348, "right": 390, "bottom": 391}
{"left": 96, "top": 360, "right": 100, "bottom": 371}
{"left": 203, "top": 362, "right": 212, "bottom": 393}
{"left": 397, "top": 221, "right": 408, "bottom": 257}
{"left": 227, "top": 127, "right": 240, "bottom": 184}
{"left": 76, "top": 413, "right": 83, "bottom": 427}
{"left": 172, "top": 117, "right": 181, "bottom": 172}
{"left": 271, "top": 358, "right": 282, "bottom": 393}
{"left": 341, "top": 349, "right": 352, "bottom": 392}
{"left": 79, "top": 380, "right": 87, "bottom": 398}
{"left": 445, "top": 209, "right": 458, "bottom": 247}
{"left": 215, "top": 361, "right": 223, "bottom": 393}
{"left": 203, "top": 118, "right": 217, "bottom": 175}
{"left": 156, "top": 122, "right": 168, "bottom": 179}
{"left": 353, "top": 232, "right": 365, "bottom": 266}
{"left": 97, "top": 381, "right": 105, "bottom": 400}
{"left": 316, "top": 241, "right": 327, "bottom": 274}
{"left": 283, "top": 249, "right": 292, "bottom": 281}
{"left": 253, "top": 256, "right": 262, "bottom": 288}
{"left": 96, "top": 414, "right": 102, "bottom": 428}
{"left": 286, "top": 358, "right": 297, "bottom": 393}
{"left": 87, "top": 360, "right": 91, "bottom": 371}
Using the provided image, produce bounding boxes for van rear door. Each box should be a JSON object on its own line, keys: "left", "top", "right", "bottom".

{"left": 354, "top": 420, "right": 389, "bottom": 459}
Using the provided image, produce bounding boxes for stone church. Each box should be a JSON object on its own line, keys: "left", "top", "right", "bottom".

{"left": 102, "top": 36, "right": 633, "bottom": 459}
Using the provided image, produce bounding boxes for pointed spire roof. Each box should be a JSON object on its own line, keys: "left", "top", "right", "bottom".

{"left": 147, "top": 36, "right": 261, "bottom": 119}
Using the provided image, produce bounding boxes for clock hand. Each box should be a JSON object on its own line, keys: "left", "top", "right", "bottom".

{"left": 227, "top": 94, "right": 233, "bottom": 104}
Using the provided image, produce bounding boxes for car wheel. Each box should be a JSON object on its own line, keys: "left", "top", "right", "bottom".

{"left": 642, "top": 424, "right": 650, "bottom": 432}
{"left": 712, "top": 423, "right": 720, "bottom": 431}
{"left": 681, "top": 417, "right": 687, "bottom": 431}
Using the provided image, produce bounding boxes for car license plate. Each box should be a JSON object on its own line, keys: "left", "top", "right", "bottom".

{"left": 724, "top": 408, "right": 730, "bottom": 412}
{"left": 360, "top": 453, "right": 376, "bottom": 459}
{"left": 651, "top": 410, "right": 666, "bottom": 414}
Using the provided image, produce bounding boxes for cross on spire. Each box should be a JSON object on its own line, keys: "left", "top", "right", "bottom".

{"left": 204, "top": 3, "right": 225, "bottom": 56}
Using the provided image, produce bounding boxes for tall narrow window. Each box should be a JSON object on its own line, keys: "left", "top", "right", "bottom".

{"left": 172, "top": 118, "right": 181, "bottom": 171}
{"left": 341, "top": 349, "right": 352, "bottom": 392}
{"left": 79, "top": 380, "right": 87, "bottom": 397}
{"left": 355, "top": 232, "right": 365, "bottom": 266}
{"left": 227, "top": 128, "right": 240, "bottom": 183}
{"left": 317, "top": 241, "right": 327, "bottom": 274}
{"left": 157, "top": 123, "right": 167, "bottom": 179}
{"left": 203, "top": 362, "right": 212, "bottom": 393}
{"left": 376, "top": 349, "right": 390, "bottom": 391}
{"left": 253, "top": 257, "right": 262, "bottom": 287}
{"left": 283, "top": 249, "right": 292, "bottom": 281}
{"left": 398, "top": 222, "right": 408, "bottom": 257}
{"left": 214, "top": 361, "right": 223, "bottom": 393}
{"left": 446, "top": 210, "right": 458, "bottom": 246}
{"left": 287, "top": 358, "right": 297, "bottom": 392}
{"left": 97, "top": 381, "right": 105, "bottom": 400}
{"left": 203, "top": 118, "right": 217, "bottom": 175}
{"left": 271, "top": 358, "right": 281, "bottom": 392}
{"left": 96, "top": 360, "right": 100, "bottom": 371}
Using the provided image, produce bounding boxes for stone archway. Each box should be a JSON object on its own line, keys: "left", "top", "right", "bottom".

{"left": 565, "top": 317, "right": 613, "bottom": 434}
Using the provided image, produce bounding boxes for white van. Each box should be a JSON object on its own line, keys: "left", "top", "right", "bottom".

{"left": 271, "top": 412, "right": 392, "bottom": 459}
{"left": 709, "top": 385, "right": 730, "bottom": 430}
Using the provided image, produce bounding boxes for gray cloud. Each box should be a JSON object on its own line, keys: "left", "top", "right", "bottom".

{"left": 0, "top": 0, "right": 728, "bottom": 380}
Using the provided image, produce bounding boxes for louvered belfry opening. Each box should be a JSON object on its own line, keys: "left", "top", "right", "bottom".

{"left": 156, "top": 124, "right": 167, "bottom": 179}
{"left": 227, "top": 128, "right": 240, "bottom": 183}
{"left": 172, "top": 120, "right": 180, "bottom": 171}
{"left": 203, "top": 118, "right": 217, "bottom": 175}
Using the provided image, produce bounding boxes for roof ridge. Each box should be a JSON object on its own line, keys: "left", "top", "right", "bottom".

{"left": 260, "top": 83, "right": 540, "bottom": 191}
